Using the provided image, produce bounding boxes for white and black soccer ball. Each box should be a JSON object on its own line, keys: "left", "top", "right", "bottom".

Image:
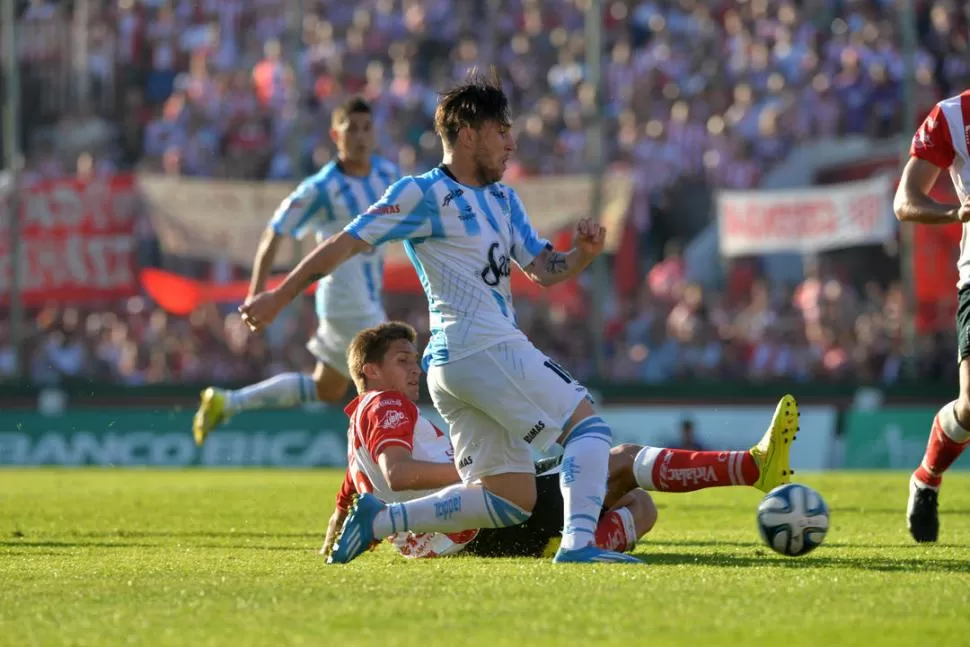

{"left": 756, "top": 483, "right": 830, "bottom": 556}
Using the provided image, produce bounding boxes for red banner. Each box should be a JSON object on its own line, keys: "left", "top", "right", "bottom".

{"left": 0, "top": 174, "right": 140, "bottom": 306}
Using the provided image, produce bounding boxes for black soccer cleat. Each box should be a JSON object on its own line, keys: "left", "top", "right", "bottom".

{"left": 907, "top": 476, "right": 940, "bottom": 543}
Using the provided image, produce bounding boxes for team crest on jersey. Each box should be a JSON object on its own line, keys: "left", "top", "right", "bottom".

{"left": 379, "top": 409, "right": 408, "bottom": 429}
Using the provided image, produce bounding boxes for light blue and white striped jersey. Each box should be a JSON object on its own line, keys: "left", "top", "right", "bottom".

{"left": 345, "top": 166, "right": 551, "bottom": 369}
{"left": 270, "top": 155, "right": 400, "bottom": 320}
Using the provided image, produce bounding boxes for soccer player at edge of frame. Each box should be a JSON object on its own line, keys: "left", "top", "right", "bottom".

{"left": 191, "top": 97, "right": 401, "bottom": 447}
{"left": 319, "top": 320, "right": 800, "bottom": 561}
{"left": 895, "top": 87, "right": 970, "bottom": 544}
{"left": 239, "top": 68, "right": 644, "bottom": 564}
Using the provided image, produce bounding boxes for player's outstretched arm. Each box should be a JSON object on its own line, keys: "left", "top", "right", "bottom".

{"left": 522, "top": 217, "right": 606, "bottom": 287}
{"left": 248, "top": 227, "right": 283, "bottom": 298}
{"left": 240, "top": 231, "right": 369, "bottom": 332}
{"left": 894, "top": 157, "right": 968, "bottom": 224}
{"left": 378, "top": 447, "right": 462, "bottom": 492}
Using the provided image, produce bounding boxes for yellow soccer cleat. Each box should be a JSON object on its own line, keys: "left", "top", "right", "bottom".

{"left": 750, "top": 394, "right": 799, "bottom": 493}
{"left": 192, "top": 387, "right": 229, "bottom": 446}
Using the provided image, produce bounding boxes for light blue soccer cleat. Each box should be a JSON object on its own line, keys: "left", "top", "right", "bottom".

{"left": 327, "top": 493, "right": 385, "bottom": 564}
{"left": 552, "top": 545, "right": 645, "bottom": 564}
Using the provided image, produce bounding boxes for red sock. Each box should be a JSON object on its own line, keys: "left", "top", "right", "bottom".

{"left": 633, "top": 447, "right": 759, "bottom": 492}
{"left": 594, "top": 508, "right": 636, "bottom": 552}
{"left": 914, "top": 406, "right": 970, "bottom": 489}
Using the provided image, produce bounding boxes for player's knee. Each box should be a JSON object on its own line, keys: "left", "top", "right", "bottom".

{"left": 481, "top": 473, "right": 537, "bottom": 516}
{"left": 314, "top": 379, "right": 347, "bottom": 403}
{"left": 503, "top": 486, "right": 537, "bottom": 516}
{"left": 627, "top": 490, "right": 658, "bottom": 537}
{"left": 608, "top": 444, "right": 639, "bottom": 492}
{"left": 312, "top": 365, "right": 349, "bottom": 403}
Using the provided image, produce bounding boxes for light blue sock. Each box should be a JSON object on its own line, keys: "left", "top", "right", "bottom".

{"left": 559, "top": 415, "right": 612, "bottom": 550}
{"left": 225, "top": 373, "right": 317, "bottom": 415}
{"left": 372, "top": 484, "right": 530, "bottom": 537}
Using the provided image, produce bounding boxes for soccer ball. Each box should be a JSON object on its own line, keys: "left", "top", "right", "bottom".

{"left": 756, "top": 483, "right": 829, "bottom": 556}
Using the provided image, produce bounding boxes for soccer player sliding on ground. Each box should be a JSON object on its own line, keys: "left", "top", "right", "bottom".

{"left": 318, "top": 321, "right": 799, "bottom": 560}
{"left": 241, "top": 71, "right": 797, "bottom": 564}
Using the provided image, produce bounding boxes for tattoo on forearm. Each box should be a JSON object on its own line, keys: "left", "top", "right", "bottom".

{"left": 544, "top": 252, "right": 568, "bottom": 275}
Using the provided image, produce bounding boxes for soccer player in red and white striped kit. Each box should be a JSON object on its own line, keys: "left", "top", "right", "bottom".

{"left": 895, "top": 89, "right": 970, "bottom": 542}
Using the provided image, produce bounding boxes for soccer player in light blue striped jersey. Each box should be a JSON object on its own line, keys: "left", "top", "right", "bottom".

{"left": 192, "top": 97, "right": 400, "bottom": 445}
{"left": 240, "top": 71, "right": 641, "bottom": 564}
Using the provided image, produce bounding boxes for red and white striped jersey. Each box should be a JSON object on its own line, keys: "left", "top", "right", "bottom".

{"left": 910, "top": 90, "right": 970, "bottom": 288}
{"left": 334, "top": 390, "right": 478, "bottom": 558}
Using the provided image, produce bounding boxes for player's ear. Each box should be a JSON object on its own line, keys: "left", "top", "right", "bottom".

{"left": 329, "top": 127, "right": 340, "bottom": 145}
{"left": 361, "top": 362, "right": 380, "bottom": 384}
{"left": 457, "top": 125, "right": 475, "bottom": 149}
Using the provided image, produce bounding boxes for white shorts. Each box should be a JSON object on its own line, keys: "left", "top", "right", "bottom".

{"left": 427, "top": 339, "right": 590, "bottom": 483}
{"left": 306, "top": 312, "right": 386, "bottom": 380}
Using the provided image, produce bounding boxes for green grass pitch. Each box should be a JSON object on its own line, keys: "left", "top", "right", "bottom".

{"left": 2, "top": 470, "right": 969, "bottom": 646}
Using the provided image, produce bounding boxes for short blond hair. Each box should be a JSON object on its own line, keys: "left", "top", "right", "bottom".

{"left": 346, "top": 322, "right": 418, "bottom": 393}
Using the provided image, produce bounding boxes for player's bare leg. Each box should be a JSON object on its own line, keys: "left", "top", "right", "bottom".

{"left": 311, "top": 361, "right": 351, "bottom": 403}
{"left": 908, "top": 359, "right": 970, "bottom": 542}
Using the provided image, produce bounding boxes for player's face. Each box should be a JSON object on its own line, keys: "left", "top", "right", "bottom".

{"left": 374, "top": 338, "right": 421, "bottom": 401}
{"left": 332, "top": 112, "right": 374, "bottom": 164}
{"left": 472, "top": 119, "right": 515, "bottom": 185}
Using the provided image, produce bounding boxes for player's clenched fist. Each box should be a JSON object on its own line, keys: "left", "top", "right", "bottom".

{"left": 574, "top": 217, "right": 606, "bottom": 258}
{"left": 958, "top": 196, "right": 970, "bottom": 223}
{"left": 239, "top": 290, "right": 285, "bottom": 333}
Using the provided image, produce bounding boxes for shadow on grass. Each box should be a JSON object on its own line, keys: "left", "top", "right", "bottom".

{"left": 636, "top": 550, "right": 970, "bottom": 573}
{"left": 646, "top": 539, "right": 936, "bottom": 550}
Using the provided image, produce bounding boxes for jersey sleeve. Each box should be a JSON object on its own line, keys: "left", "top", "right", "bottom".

{"left": 508, "top": 188, "right": 552, "bottom": 269}
{"left": 910, "top": 104, "right": 956, "bottom": 169}
{"left": 360, "top": 395, "right": 420, "bottom": 461}
{"left": 335, "top": 469, "right": 357, "bottom": 511}
{"left": 269, "top": 179, "right": 332, "bottom": 239}
{"left": 344, "top": 177, "right": 440, "bottom": 247}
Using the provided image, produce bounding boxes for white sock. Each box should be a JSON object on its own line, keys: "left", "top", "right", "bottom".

{"left": 631, "top": 446, "right": 663, "bottom": 491}
{"left": 940, "top": 400, "right": 970, "bottom": 443}
{"left": 372, "top": 484, "right": 530, "bottom": 537}
{"left": 559, "top": 415, "right": 613, "bottom": 551}
{"left": 225, "top": 373, "right": 317, "bottom": 415}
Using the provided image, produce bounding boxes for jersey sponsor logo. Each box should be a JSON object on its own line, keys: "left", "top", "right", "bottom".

{"left": 442, "top": 188, "right": 464, "bottom": 207}
{"left": 458, "top": 207, "right": 476, "bottom": 222}
{"left": 367, "top": 204, "right": 401, "bottom": 215}
{"left": 523, "top": 420, "right": 546, "bottom": 444}
{"left": 379, "top": 409, "right": 408, "bottom": 429}
{"left": 480, "top": 241, "right": 511, "bottom": 286}
{"left": 379, "top": 398, "right": 402, "bottom": 407}
{"left": 489, "top": 188, "right": 506, "bottom": 201}
{"left": 458, "top": 455, "right": 473, "bottom": 469}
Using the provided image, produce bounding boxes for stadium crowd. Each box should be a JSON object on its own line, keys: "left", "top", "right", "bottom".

{"left": 4, "top": 0, "right": 968, "bottom": 385}
{"left": 3, "top": 257, "right": 953, "bottom": 385}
